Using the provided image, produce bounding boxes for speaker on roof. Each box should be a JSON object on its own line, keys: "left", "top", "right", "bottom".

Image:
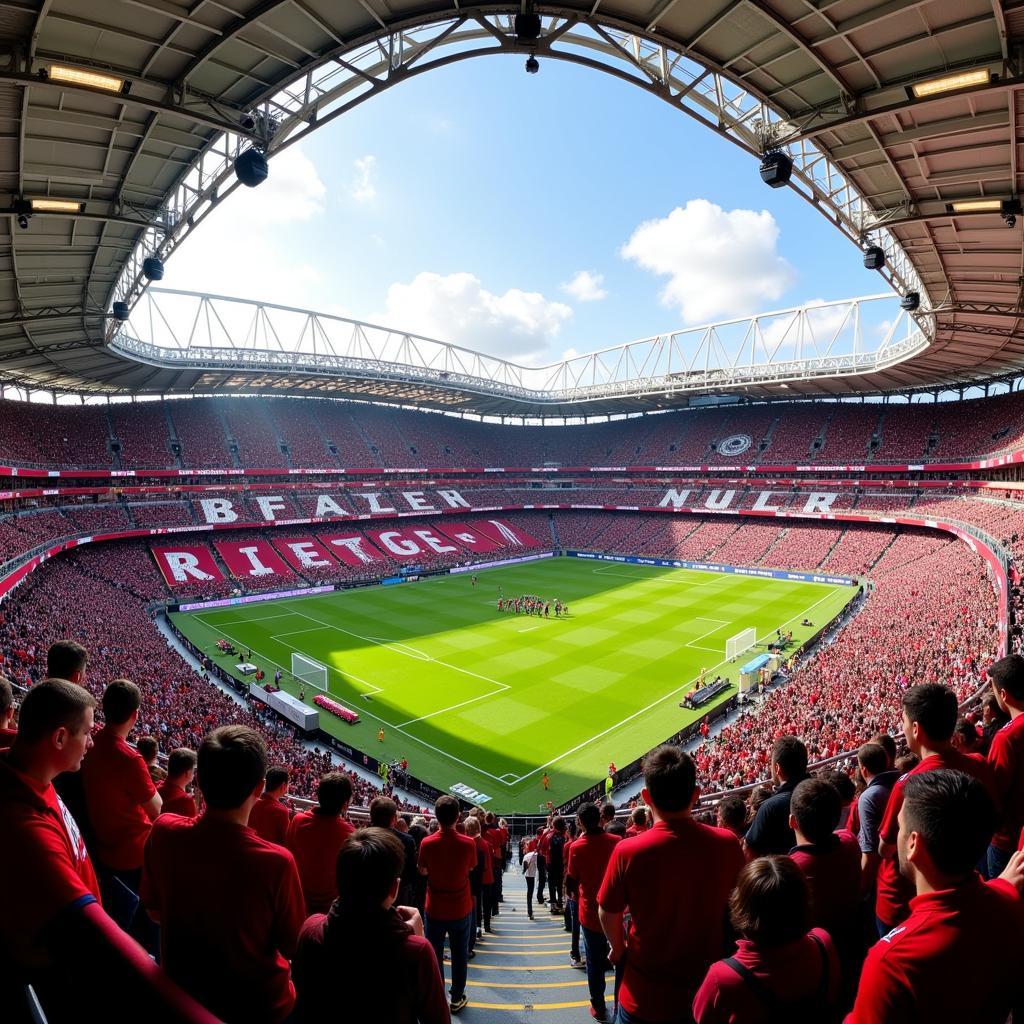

{"left": 112, "top": 301, "right": 130, "bottom": 321}
{"left": 142, "top": 256, "right": 164, "bottom": 281}
{"left": 234, "top": 148, "right": 269, "bottom": 188}
{"left": 863, "top": 246, "right": 886, "bottom": 271}
{"left": 515, "top": 13, "right": 542, "bottom": 40}
{"left": 900, "top": 292, "right": 920, "bottom": 312}
{"left": 759, "top": 151, "right": 792, "bottom": 188}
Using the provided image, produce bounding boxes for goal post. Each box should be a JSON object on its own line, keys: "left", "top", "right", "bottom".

{"left": 291, "top": 653, "right": 329, "bottom": 692}
{"left": 725, "top": 627, "right": 757, "bottom": 661}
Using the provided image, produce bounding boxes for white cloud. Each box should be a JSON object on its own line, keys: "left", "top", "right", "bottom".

{"left": 376, "top": 271, "right": 573, "bottom": 361}
{"left": 620, "top": 199, "right": 795, "bottom": 324}
{"left": 562, "top": 270, "right": 607, "bottom": 302}
{"left": 161, "top": 145, "right": 333, "bottom": 310}
{"left": 350, "top": 155, "right": 377, "bottom": 203}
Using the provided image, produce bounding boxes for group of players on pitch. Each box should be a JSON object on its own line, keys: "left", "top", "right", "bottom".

{"left": 496, "top": 593, "right": 569, "bottom": 618}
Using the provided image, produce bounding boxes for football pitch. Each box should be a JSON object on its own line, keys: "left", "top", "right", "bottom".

{"left": 171, "top": 558, "right": 856, "bottom": 811}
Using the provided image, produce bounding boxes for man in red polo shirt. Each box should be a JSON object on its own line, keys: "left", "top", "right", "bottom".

{"left": 418, "top": 795, "right": 477, "bottom": 1015}
{"left": 0, "top": 675, "right": 17, "bottom": 749}
{"left": 875, "top": 683, "right": 993, "bottom": 937}
{"left": 0, "top": 678, "right": 223, "bottom": 1024}
{"left": 157, "top": 748, "right": 198, "bottom": 818}
{"left": 141, "top": 724, "right": 306, "bottom": 1023}
{"left": 598, "top": 745, "right": 744, "bottom": 1023}
{"left": 849, "top": 769, "right": 1024, "bottom": 1022}
{"left": 986, "top": 653, "right": 1024, "bottom": 879}
{"left": 788, "top": 776, "right": 862, "bottom": 988}
{"left": 287, "top": 770, "right": 355, "bottom": 913}
{"left": 567, "top": 801, "right": 621, "bottom": 1021}
{"left": 249, "top": 764, "right": 291, "bottom": 845}
{"left": 81, "top": 678, "right": 161, "bottom": 934}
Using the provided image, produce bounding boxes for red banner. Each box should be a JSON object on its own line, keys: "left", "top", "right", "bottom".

{"left": 272, "top": 535, "right": 339, "bottom": 572}
{"left": 435, "top": 521, "right": 502, "bottom": 553}
{"left": 318, "top": 531, "right": 389, "bottom": 568}
{"left": 364, "top": 527, "right": 430, "bottom": 561}
{"left": 152, "top": 544, "right": 224, "bottom": 586}
{"left": 214, "top": 539, "right": 293, "bottom": 580}
{"left": 470, "top": 518, "right": 541, "bottom": 548}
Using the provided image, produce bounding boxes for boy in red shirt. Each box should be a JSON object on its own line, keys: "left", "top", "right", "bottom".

{"left": 418, "top": 795, "right": 477, "bottom": 1015}
{"left": 566, "top": 801, "right": 621, "bottom": 1021}
{"left": 849, "top": 769, "right": 1024, "bottom": 1022}
{"left": 157, "top": 748, "right": 198, "bottom": 818}
{"left": 875, "top": 683, "right": 993, "bottom": 936}
{"left": 0, "top": 678, "right": 217, "bottom": 1023}
{"left": 249, "top": 765, "right": 291, "bottom": 845}
{"left": 985, "top": 653, "right": 1024, "bottom": 878}
{"left": 141, "top": 725, "right": 307, "bottom": 1023}
{"left": 287, "top": 770, "right": 355, "bottom": 913}
{"left": 598, "top": 746, "right": 744, "bottom": 1023}
{"left": 292, "top": 827, "right": 450, "bottom": 1024}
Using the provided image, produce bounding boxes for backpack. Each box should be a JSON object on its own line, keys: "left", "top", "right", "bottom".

{"left": 722, "top": 932, "right": 838, "bottom": 1023}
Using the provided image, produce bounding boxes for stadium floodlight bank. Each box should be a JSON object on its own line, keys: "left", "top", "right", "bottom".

{"left": 291, "top": 653, "right": 329, "bottom": 692}
{"left": 726, "top": 627, "right": 757, "bottom": 661}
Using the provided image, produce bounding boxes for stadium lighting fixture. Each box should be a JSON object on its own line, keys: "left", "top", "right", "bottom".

{"left": 909, "top": 68, "right": 991, "bottom": 99}
{"left": 28, "top": 197, "right": 83, "bottom": 214}
{"left": 948, "top": 198, "right": 1003, "bottom": 213}
{"left": 46, "top": 64, "right": 127, "bottom": 94}
{"left": 525, "top": 56, "right": 540, "bottom": 74}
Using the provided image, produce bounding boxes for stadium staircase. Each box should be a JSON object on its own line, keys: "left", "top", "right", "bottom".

{"left": 548, "top": 515, "right": 562, "bottom": 551}
{"left": 444, "top": 867, "right": 598, "bottom": 1022}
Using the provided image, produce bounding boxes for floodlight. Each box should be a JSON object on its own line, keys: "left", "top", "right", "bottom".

{"left": 1002, "top": 199, "right": 1020, "bottom": 229}
{"left": 234, "top": 148, "right": 268, "bottom": 188}
{"left": 948, "top": 198, "right": 1003, "bottom": 213}
{"left": 47, "top": 64, "right": 126, "bottom": 94}
{"left": 12, "top": 198, "right": 30, "bottom": 230}
{"left": 863, "top": 245, "right": 886, "bottom": 271}
{"left": 29, "top": 197, "right": 83, "bottom": 213}
{"left": 759, "top": 151, "right": 792, "bottom": 188}
{"left": 910, "top": 68, "right": 991, "bottom": 99}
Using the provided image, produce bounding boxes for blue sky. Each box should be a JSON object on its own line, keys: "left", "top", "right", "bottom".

{"left": 163, "top": 54, "right": 891, "bottom": 364}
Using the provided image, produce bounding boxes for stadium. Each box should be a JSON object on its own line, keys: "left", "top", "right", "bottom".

{"left": 2, "top": 1, "right": 1024, "bottom": 1022}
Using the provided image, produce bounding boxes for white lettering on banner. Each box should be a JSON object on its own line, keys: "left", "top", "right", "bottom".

{"left": 164, "top": 552, "right": 214, "bottom": 582}
{"left": 452, "top": 531, "right": 480, "bottom": 546}
{"left": 238, "top": 546, "right": 274, "bottom": 576}
{"left": 402, "top": 491, "right": 434, "bottom": 511}
{"left": 412, "top": 529, "right": 456, "bottom": 554}
{"left": 659, "top": 489, "right": 691, "bottom": 508}
{"left": 286, "top": 542, "right": 331, "bottom": 568}
{"left": 329, "top": 536, "right": 375, "bottom": 563}
{"left": 200, "top": 498, "right": 237, "bottom": 523}
{"left": 377, "top": 531, "right": 422, "bottom": 556}
{"left": 705, "top": 489, "right": 736, "bottom": 510}
{"left": 255, "top": 496, "right": 287, "bottom": 521}
{"left": 356, "top": 493, "right": 396, "bottom": 514}
{"left": 314, "top": 495, "right": 348, "bottom": 518}
{"left": 751, "top": 491, "right": 781, "bottom": 512}
{"left": 802, "top": 492, "right": 838, "bottom": 513}
{"left": 438, "top": 489, "right": 470, "bottom": 509}
{"left": 485, "top": 520, "right": 523, "bottom": 547}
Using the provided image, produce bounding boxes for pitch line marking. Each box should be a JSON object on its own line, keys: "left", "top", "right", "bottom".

{"left": 518, "top": 626, "right": 540, "bottom": 633}
{"left": 512, "top": 585, "right": 851, "bottom": 785}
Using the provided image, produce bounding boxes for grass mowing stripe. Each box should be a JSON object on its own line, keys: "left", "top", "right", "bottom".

{"left": 172, "top": 558, "right": 855, "bottom": 810}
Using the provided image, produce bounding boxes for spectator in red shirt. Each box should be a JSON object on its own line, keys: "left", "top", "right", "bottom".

{"left": 875, "top": 684, "right": 993, "bottom": 937}
{"left": 141, "top": 724, "right": 306, "bottom": 1023}
{"left": 81, "top": 678, "right": 161, "bottom": 936}
{"left": 418, "top": 795, "right": 477, "bottom": 1015}
{"left": 463, "top": 816, "right": 493, "bottom": 953}
{"left": 849, "top": 770, "right": 1024, "bottom": 1022}
{"left": 788, "top": 777, "right": 862, "bottom": 989}
{"left": 0, "top": 679, "right": 218, "bottom": 1024}
{"left": 46, "top": 638, "right": 88, "bottom": 685}
{"left": 137, "top": 735, "right": 167, "bottom": 785}
{"left": 249, "top": 765, "right": 291, "bottom": 845}
{"left": 715, "top": 795, "right": 748, "bottom": 841}
{"left": 985, "top": 653, "right": 1024, "bottom": 878}
{"left": 292, "top": 827, "right": 450, "bottom": 1024}
{"left": 546, "top": 816, "right": 568, "bottom": 913}
{"left": 693, "top": 855, "right": 841, "bottom": 1023}
{"left": 566, "top": 801, "right": 621, "bottom": 1021}
{"left": 157, "top": 748, "right": 198, "bottom": 818}
{"left": 625, "top": 806, "right": 650, "bottom": 837}
{"left": 287, "top": 771, "right": 355, "bottom": 914}
{"left": 0, "top": 675, "right": 16, "bottom": 749}
{"left": 598, "top": 745, "right": 744, "bottom": 1023}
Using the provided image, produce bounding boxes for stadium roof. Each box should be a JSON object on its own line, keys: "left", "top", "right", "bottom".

{"left": 0, "top": 0, "right": 1022, "bottom": 411}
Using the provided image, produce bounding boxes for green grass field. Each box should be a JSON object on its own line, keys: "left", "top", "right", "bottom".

{"left": 171, "top": 558, "right": 855, "bottom": 811}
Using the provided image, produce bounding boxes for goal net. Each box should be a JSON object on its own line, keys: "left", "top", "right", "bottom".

{"left": 725, "top": 627, "right": 757, "bottom": 661}
{"left": 291, "top": 653, "right": 328, "bottom": 692}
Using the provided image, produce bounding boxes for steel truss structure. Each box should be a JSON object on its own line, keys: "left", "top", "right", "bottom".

{"left": 110, "top": 11, "right": 928, "bottom": 330}
{"left": 112, "top": 288, "right": 923, "bottom": 413}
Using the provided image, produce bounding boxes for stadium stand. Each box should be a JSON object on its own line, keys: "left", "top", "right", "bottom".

{"left": 110, "top": 403, "right": 175, "bottom": 469}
